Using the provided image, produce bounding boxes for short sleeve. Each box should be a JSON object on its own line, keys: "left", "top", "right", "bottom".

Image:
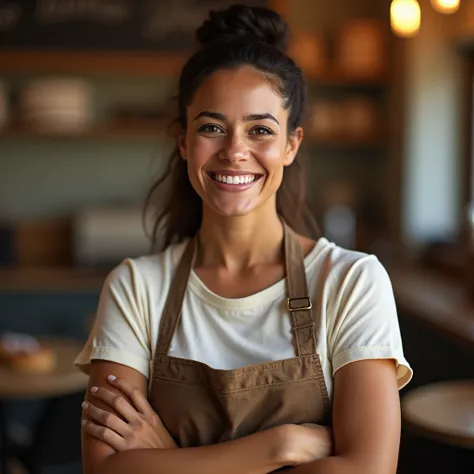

{"left": 74, "top": 258, "right": 151, "bottom": 378}
{"left": 329, "top": 256, "right": 413, "bottom": 390}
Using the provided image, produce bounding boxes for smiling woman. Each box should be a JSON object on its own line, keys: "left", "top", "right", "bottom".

{"left": 142, "top": 5, "right": 315, "bottom": 251}
{"left": 178, "top": 65, "right": 303, "bottom": 219}
{"left": 74, "top": 4, "right": 413, "bottom": 474}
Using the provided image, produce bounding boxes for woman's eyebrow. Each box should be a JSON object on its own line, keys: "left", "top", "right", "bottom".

{"left": 244, "top": 113, "right": 279, "bottom": 125}
{"left": 193, "top": 111, "right": 279, "bottom": 125}
{"left": 193, "top": 111, "right": 225, "bottom": 122}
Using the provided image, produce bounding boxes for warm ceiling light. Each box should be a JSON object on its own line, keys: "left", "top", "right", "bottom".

{"left": 431, "top": 0, "right": 460, "bottom": 14}
{"left": 391, "top": 0, "right": 421, "bottom": 38}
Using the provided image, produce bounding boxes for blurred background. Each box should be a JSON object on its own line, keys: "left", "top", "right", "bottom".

{"left": 1, "top": 0, "right": 474, "bottom": 472}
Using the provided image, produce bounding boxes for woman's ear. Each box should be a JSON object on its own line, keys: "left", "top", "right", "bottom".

{"left": 284, "top": 126, "right": 304, "bottom": 166}
{"left": 178, "top": 133, "right": 187, "bottom": 160}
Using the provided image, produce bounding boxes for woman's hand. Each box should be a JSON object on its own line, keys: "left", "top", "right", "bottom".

{"left": 278, "top": 423, "right": 334, "bottom": 466}
{"left": 81, "top": 374, "right": 178, "bottom": 452}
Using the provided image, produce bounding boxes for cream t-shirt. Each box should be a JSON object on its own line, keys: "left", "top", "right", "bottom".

{"left": 75, "top": 237, "right": 413, "bottom": 400}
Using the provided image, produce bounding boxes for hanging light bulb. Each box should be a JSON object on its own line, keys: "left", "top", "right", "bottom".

{"left": 431, "top": 0, "right": 460, "bottom": 14}
{"left": 391, "top": 0, "right": 421, "bottom": 37}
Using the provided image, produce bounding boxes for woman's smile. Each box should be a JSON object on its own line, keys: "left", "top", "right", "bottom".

{"left": 207, "top": 171, "right": 264, "bottom": 193}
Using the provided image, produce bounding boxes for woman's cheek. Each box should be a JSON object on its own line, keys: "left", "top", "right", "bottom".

{"left": 191, "top": 136, "right": 221, "bottom": 163}
{"left": 253, "top": 141, "right": 285, "bottom": 168}
{"left": 187, "top": 160, "right": 205, "bottom": 191}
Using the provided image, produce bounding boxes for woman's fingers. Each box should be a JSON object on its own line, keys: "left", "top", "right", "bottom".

{"left": 82, "top": 418, "right": 125, "bottom": 451}
{"left": 89, "top": 386, "right": 139, "bottom": 423}
{"left": 106, "top": 374, "right": 153, "bottom": 417}
{"left": 105, "top": 375, "right": 178, "bottom": 448}
{"left": 82, "top": 401, "right": 131, "bottom": 438}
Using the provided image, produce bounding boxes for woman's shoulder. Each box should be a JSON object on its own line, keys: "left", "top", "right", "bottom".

{"left": 304, "top": 235, "right": 376, "bottom": 270}
{"left": 305, "top": 235, "right": 387, "bottom": 291}
{"left": 103, "top": 240, "right": 191, "bottom": 291}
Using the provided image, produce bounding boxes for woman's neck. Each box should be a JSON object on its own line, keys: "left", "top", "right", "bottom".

{"left": 197, "top": 206, "right": 284, "bottom": 273}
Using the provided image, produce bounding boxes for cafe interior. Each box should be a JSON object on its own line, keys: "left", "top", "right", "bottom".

{"left": 1, "top": 0, "right": 474, "bottom": 472}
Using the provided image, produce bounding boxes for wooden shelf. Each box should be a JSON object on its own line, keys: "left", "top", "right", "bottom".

{"left": 0, "top": 50, "right": 188, "bottom": 77}
{"left": 306, "top": 134, "right": 386, "bottom": 149}
{"left": 306, "top": 69, "right": 389, "bottom": 87}
{"left": 1, "top": 120, "right": 172, "bottom": 140}
{"left": 0, "top": 266, "right": 108, "bottom": 292}
{"left": 0, "top": 50, "right": 389, "bottom": 86}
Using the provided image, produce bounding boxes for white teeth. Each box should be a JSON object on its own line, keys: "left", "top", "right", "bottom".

{"left": 213, "top": 174, "right": 256, "bottom": 184}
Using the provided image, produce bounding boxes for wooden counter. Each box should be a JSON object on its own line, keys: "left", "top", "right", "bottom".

{"left": 390, "top": 267, "right": 474, "bottom": 349}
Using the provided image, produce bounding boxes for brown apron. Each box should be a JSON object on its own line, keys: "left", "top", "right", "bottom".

{"left": 148, "top": 221, "right": 331, "bottom": 448}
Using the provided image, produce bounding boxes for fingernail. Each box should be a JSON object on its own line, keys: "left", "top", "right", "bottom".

{"left": 107, "top": 375, "right": 116, "bottom": 382}
{"left": 82, "top": 402, "right": 89, "bottom": 410}
{"left": 81, "top": 419, "right": 87, "bottom": 426}
{"left": 90, "top": 386, "right": 98, "bottom": 393}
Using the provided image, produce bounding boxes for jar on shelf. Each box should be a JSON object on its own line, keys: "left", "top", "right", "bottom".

{"left": 0, "top": 80, "right": 9, "bottom": 132}
{"left": 309, "top": 100, "right": 344, "bottom": 140}
{"left": 341, "top": 97, "right": 379, "bottom": 140}
{"left": 20, "top": 77, "right": 94, "bottom": 133}
{"left": 335, "top": 19, "right": 386, "bottom": 78}
{"left": 288, "top": 31, "right": 327, "bottom": 77}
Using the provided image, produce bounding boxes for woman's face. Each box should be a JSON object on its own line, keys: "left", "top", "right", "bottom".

{"left": 179, "top": 66, "right": 303, "bottom": 218}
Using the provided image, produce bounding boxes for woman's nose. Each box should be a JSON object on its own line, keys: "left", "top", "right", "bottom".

{"left": 219, "top": 134, "right": 249, "bottom": 163}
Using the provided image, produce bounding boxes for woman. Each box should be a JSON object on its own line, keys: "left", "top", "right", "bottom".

{"left": 76, "top": 4, "right": 413, "bottom": 474}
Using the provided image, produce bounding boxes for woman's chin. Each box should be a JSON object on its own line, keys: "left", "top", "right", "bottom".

{"left": 207, "top": 201, "right": 258, "bottom": 219}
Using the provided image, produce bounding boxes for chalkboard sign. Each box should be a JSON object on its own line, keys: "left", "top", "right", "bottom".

{"left": 0, "top": 0, "right": 271, "bottom": 52}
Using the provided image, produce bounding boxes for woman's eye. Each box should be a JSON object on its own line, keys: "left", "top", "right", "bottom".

{"left": 250, "top": 126, "right": 273, "bottom": 136}
{"left": 198, "top": 124, "right": 223, "bottom": 134}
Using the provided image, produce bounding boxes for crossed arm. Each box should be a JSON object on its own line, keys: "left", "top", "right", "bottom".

{"left": 81, "top": 358, "right": 401, "bottom": 474}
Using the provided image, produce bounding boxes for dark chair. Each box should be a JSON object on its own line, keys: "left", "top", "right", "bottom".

{"left": 14, "top": 391, "right": 85, "bottom": 474}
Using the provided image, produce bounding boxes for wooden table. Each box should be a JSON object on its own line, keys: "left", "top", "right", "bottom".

{"left": 390, "top": 267, "right": 474, "bottom": 349}
{"left": 392, "top": 267, "right": 474, "bottom": 456}
{"left": 0, "top": 337, "right": 89, "bottom": 474}
{"left": 402, "top": 380, "right": 474, "bottom": 449}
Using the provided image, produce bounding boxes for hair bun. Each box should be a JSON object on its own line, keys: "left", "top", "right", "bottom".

{"left": 196, "top": 4, "right": 289, "bottom": 51}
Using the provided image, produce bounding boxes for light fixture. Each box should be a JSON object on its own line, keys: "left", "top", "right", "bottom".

{"left": 430, "top": 0, "right": 460, "bottom": 14}
{"left": 390, "top": 0, "right": 421, "bottom": 38}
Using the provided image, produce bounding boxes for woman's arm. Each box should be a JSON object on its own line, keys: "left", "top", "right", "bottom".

{"left": 94, "top": 431, "right": 286, "bottom": 474}
{"left": 285, "top": 359, "right": 401, "bottom": 474}
{"left": 82, "top": 361, "right": 288, "bottom": 474}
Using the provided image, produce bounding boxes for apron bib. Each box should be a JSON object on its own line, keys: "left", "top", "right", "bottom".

{"left": 149, "top": 221, "right": 331, "bottom": 447}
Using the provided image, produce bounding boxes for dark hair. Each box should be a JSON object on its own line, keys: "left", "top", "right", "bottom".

{"left": 144, "top": 4, "right": 320, "bottom": 252}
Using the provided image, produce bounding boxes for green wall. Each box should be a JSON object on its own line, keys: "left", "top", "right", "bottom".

{"left": 0, "top": 76, "right": 174, "bottom": 219}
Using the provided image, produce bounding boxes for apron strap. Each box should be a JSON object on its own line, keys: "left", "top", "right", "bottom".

{"left": 156, "top": 238, "right": 196, "bottom": 355}
{"left": 283, "top": 222, "right": 317, "bottom": 357}
{"left": 155, "top": 220, "right": 316, "bottom": 357}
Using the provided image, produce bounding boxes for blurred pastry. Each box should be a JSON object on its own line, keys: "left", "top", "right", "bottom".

{"left": 0, "top": 333, "right": 56, "bottom": 373}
